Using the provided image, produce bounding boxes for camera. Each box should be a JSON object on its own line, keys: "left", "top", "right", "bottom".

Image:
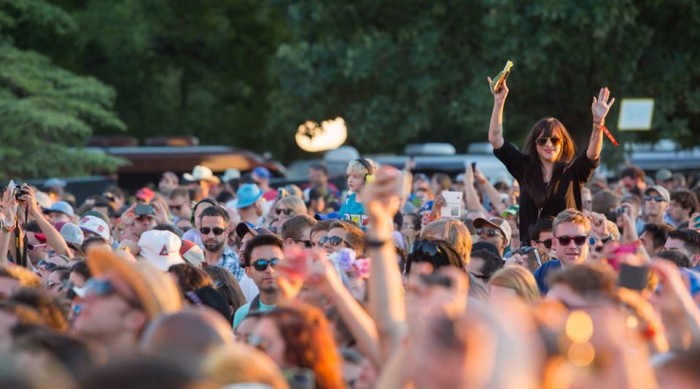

{"left": 13, "top": 184, "right": 29, "bottom": 200}
{"left": 615, "top": 206, "right": 628, "bottom": 216}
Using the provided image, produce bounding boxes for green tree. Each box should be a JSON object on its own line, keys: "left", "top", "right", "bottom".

{"left": 41, "top": 0, "right": 285, "bottom": 152}
{"left": 0, "top": 0, "right": 125, "bottom": 179}
{"left": 268, "top": 0, "right": 700, "bottom": 169}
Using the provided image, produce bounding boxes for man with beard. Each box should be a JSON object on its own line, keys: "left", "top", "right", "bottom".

{"left": 233, "top": 234, "right": 283, "bottom": 328}
{"left": 533, "top": 209, "right": 591, "bottom": 293}
{"left": 199, "top": 206, "right": 258, "bottom": 301}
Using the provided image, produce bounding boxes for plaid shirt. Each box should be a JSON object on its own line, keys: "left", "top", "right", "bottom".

{"left": 217, "top": 246, "right": 245, "bottom": 281}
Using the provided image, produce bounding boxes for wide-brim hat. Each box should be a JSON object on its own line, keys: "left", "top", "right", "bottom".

{"left": 86, "top": 248, "right": 182, "bottom": 320}
{"left": 183, "top": 165, "right": 221, "bottom": 184}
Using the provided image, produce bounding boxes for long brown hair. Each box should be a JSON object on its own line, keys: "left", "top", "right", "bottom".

{"left": 521, "top": 117, "right": 576, "bottom": 207}
{"left": 265, "top": 304, "right": 344, "bottom": 389}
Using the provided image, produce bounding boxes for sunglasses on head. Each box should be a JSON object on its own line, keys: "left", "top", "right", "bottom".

{"left": 536, "top": 136, "right": 561, "bottom": 147}
{"left": 536, "top": 238, "right": 552, "bottom": 249}
{"left": 37, "top": 259, "right": 59, "bottom": 271}
{"left": 412, "top": 240, "right": 440, "bottom": 256}
{"left": 320, "top": 235, "right": 349, "bottom": 247}
{"left": 555, "top": 235, "right": 588, "bottom": 246}
{"left": 275, "top": 208, "right": 294, "bottom": 216}
{"left": 293, "top": 239, "right": 313, "bottom": 248}
{"left": 477, "top": 228, "right": 504, "bottom": 239}
{"left": 200, "top": 227, "right": 226, "bottom": 236}
{"left": 252, "top": 258, "right": 280, "bottom": 272}
{"left": 644, "top": 195, "right": 665, "bottom": 203}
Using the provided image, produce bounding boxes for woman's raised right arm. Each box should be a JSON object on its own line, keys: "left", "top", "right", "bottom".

{"left": 486, "top": 77, "right": 509, "bottom": 149}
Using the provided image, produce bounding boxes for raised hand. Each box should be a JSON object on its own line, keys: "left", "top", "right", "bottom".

{"left": 592, "top": 87, "right": 615, "bottom": 123}
{"left": 486, "top": 76, "right": 509, "bottom": 102}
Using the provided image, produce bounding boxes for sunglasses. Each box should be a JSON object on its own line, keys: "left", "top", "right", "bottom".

{"left": 37, "top": 259, "right": 59, "bottom": 271}
{"left": 536, "top": 136, "right": 561, "bottom": 147}
{"left": 275, "top": 208, "right": 294, "bottom": 216}
{"left": 293, "top": 239, "right": 313, "bottom": 248}
{"left": 477, "top": 228, "right": 504, "bottom": 239}
{"left": 555, "top": 235, "right": 588, "bottom": 246}
{"left": 412, "top": 240, "right": 440, "bottom": 256}
{"left": 252, "top": 258, "right": 280, "bottom": 272}
{"left": 85, "top": 279, "right": 141, "bottom": 308}
{"left": 200, "top": 227, "right": 226, "bottom": 236}
{"left": 320, "top": 235, "right": 349, "bottom": 247}
{"left": 535, "top": 238, "right": 552, "bottom": 249}
{"left": 27, "top": 243, "right": 47, "bottom": 251}
{"left": 169, "top": 204, "right": 184, "bottom": 211}
{"left": 644, "top": 195, "right": 666, "bottom": 203}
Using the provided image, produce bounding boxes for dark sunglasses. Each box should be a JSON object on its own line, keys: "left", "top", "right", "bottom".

{"left": 27, "top": 243, "right": 46, "bottom": 251}
{"left": 37, "top": 259, "right": 59, "bottom": 271}
{"left": 555, "top": 235, "right": 588, "bottom": 246}
{"left": 275, "top": 208, "right": 294, "bottom": 216}
{"left": 412, "top": 240, "right": 440, "bottom": 256}
{"left": 536, "top": 136, "right": 561, "bottom": 147}
{"left": 252, "top": 258, "right": 280, "bottom": 272}
{"left": 535, "top": 238, "right": 552, "bottom": 249}
{"left": 293, "top": 239, "right": 313, "bottom": 248}
{"left": 644, "top": 195, "right": 665, "bottom": 203}
{"left": 200, "top": 227, "right": 226, "bottom": 236}
{"left": 477, "top": 228, "right": 504, "bottom": 239}
{"left": 320, "top": 235, "right": 349, "bottom": 247}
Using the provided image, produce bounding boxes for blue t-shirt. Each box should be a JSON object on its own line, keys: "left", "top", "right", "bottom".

{"left": 339, "top": 193, "right": 369, "bottom": 228}
{"left": 233, "top": 298, "right": 276, "bottom": 328}
{"left": 533, "top": 259, "right": 563, "bottom": 294}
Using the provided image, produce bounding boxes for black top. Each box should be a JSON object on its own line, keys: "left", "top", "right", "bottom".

{"left": 494, "top": 139, "right": 598, "bottom": 245}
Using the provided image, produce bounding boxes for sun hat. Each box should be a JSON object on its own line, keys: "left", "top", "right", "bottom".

{"left": 86, "top": 248, "right": 182, "bottom": 320}
{"left": 236, "top": 184, "right": 263, "bottom": 209}
{"left": 137, "top": 230, "right": 185, "bottom": 271}
{"left": 183, "top": 165, "right": 221, "bottom": 184}
{"left": 78, "top": 215, "right": 111, "bottom": 241}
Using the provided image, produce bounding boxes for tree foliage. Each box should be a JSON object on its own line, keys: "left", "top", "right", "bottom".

{"left": 267, "top": 0, "right": 700, "bottom": 167}
{"left": 0, "top": 0, "right": 125, "bottom": 179}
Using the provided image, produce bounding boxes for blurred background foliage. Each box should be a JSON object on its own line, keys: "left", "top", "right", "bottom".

{"left": 0, "top": 0, "right": 698, "bottom": 177}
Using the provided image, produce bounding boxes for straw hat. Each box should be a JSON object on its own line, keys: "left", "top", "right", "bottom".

{"left": 183, "top": 165, "right": 221, "bottom": 184}
{"left": 86, "top": 248, "right": 182, "bottom": 320}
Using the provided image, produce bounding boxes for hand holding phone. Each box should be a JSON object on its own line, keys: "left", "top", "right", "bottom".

{"left": 618, "top": 263, "right": 650, "bottom": 291}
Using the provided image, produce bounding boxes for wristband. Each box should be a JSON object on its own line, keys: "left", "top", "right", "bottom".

{"left": 365, "top": 237, "right": 392, "bottom": 249}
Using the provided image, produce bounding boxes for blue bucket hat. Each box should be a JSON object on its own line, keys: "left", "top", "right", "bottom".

{"left": 236, "top": 184, "right": 263, "bottom": 209}
{"left": 419, "top": 201, "right": 434, "bottom": 214}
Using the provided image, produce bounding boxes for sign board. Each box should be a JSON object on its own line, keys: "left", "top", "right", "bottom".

{"left": 618, "top": 98, "right": 654, "bottom": 131}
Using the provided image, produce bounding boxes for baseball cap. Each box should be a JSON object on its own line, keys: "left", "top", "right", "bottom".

{"left": 60, "top": 222, "right": 84, "bottom": 246}
{"left": 235, "top": 222, "right": 272, "bottom": 240}
{"left": 644, "top": 185, "right": 670, "bottom": 203}
{"left": 180, "top": 240, "right": 204, "bottom": 268}
{"left": 236, "top": 184, "right": 263, "bottom": 209}
{"left": 137, "top": 230, "right": 185, "bottom": 271}
{"left": 136, "top": 187, "right": 156, "bottom": 203}
{"left": 655, "top": 169, "right": 673, "bottom": 182}
{"left": 419, "top": 201, "right": 434, "bottom": 214}
{"left": 44, "top": 178, "right": 67, "bottom": 188}
{"left": 47, "top": 201, "right": 74, "bottom": 217}
{"left": 473, "top": 217, "right": 512, "bottom": 244}
{"left": 78, "top": 215, "right": 111, "bottom": 241}
{"left": 252, "top": 167, "right": 271, "bottom": 180}
{"left": 221, "top": 168, "right": 241, "bottom": 183}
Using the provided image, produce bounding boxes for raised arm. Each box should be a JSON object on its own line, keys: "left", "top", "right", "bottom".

{"left": 19, "top": 187, "right": 72, "bottom": 258}
{"left": 463, "top": 165, "right": 488, "bottom": 214}
{"left": 486, "top": 77, "right": 509, "bottom": 149}
{"left": 587, "top": 87, "right": 615, "bottom": 160}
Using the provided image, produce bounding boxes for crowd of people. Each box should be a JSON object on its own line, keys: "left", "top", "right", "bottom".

{"left": 2, "top": 85, "right": 700, "bottom": 388}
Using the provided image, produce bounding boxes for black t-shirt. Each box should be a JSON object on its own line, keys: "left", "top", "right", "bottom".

{"left": 494, "top": 139, "right": 598, "bottom": 245}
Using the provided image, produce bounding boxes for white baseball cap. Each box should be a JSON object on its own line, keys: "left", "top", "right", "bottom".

{"left": 137, "top": 230, "right": 185, "bottom": 271}
{"left": 78, "top": 215, "right": 111, "bottom": 241}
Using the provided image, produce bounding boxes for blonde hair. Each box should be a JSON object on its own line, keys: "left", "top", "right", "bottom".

{"left": 489, "top": 266, "right": 540, "bottom": 302}
{"left": 421, "top": 219, "right": 472, "bottom": 265}
{"left": 276, "top": 196, "right": 306, "bottom": 216}
{"left": 346, "top": 158, "right": 377, "bottom": 177}
{"left": 553, "top": 209, "right": 590, "bottom": 235}
{"left": 203, "top": 343, "right": 289, "bottom": 389}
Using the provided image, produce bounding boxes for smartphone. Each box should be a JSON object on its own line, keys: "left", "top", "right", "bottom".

{"left": 471, "top": 162, "right": 477, "bottom": 172}
{"left": 420, "top": 273, "right": 452, "bottom": 288}
{"left": 134, "top": 204, "right": 154, "bottom": 216}
{"left": 440, "top": 190, "right": 463, "bottom": 219}
{"left": 618, "top": 263, "right": 650, "bottom": 290}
